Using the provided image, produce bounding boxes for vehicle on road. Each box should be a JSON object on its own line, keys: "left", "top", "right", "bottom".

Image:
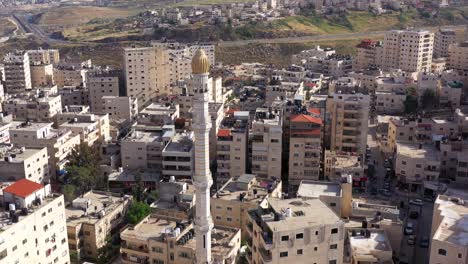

{"left": 409, "top": 211, "right": 419, "bottom": 219}
{"left": 382, "top": 189, "right": 392, "bottom": 197}
{"left": 407, "top": 235, "right": 415, "bottom": 245}
{"left": 420, "top": 236, "right": 430, "bottom": 248}
{"left": 405, "top": 222, "right": 414, "bottom": 235}
{"left": 410, "top": 199, "right": 424, "bottom": 206}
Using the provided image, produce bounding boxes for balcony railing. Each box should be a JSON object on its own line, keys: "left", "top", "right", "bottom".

{"left": 260, "top": 248, "right": 273, "bottom": 263}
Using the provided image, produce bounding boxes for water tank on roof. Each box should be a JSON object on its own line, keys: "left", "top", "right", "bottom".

{"left": 169, "top": 176, "right": 176, "bottom": 183}
{"left": 285, "top": 208, "right": 292, "bottom": 217}
{"left": 8, "top": 203, "right": 15, "bottom": 211}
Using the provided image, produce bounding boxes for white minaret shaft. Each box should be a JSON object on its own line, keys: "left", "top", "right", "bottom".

{"left": 191, "top": 49, "right": 213, "bottom": 264}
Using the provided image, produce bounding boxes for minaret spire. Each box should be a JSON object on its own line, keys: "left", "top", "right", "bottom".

{"left": 191, "top": 49, "right": 213, "bottom": 264}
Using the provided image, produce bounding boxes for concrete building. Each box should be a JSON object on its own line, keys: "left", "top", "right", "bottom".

{"left": 0, "top": 179, "right": 70, "bottom": 264}
{"left": 438, "top": 81, "right": 463, "bottom": 108}
{"left": 3, "top": 51, "right": 32, "bottom": 93}
{"left": 375, "top": 90, "right": 406, "bottom": 115}
{"left": 88, "top": 75, "right": 120, "bottom": 113}
{"left": 324, "top": 150, "right": 365, "bottom": 188}
{"left": 251, "top": 108, "right": 282, "bottom": 180}
{"left": 57, "top": 112, "right": 110, "bottom": 146}
{"left": 162, "top": 132, "right": 194, "bottom": 179}
{"left": 216, "top": 111, "right": 249, "bottom": 182}
{"left": 434, "top": 28, "right": 465, "bottom": 58}
{"left": 66, "top": 191, "right": 132, "bottom": 260}
{"left": 429, "top": 192, "right": 468, "bottom": 264}
{"left": 9, "top": 121, "right": 81, "bottom": 178}
{"left": 353, "top": 39, "right": 383, "bottom": 70}
{"left": 137, "top": 102, "right": 179, "bottom": 126}
{"left": 328, "top": 93, "right": 370, "bottom": 160}
{"left": 101, "top": 96, "right": 138, "bottom": 120}
{"left": 346, "top": 228, "right": 393, "bottom": 264}
{"left": 150, "top": 178, "right": 195, "bottom": 221}
{"left": 247, "top": 198, "right": 345, "bottom": 264}
{"left": 382, "top": 30, "right": 434, "bottom": 72}
{"left": 30, "top": 63, "right": 54, "bottom": 87}
{"left": 119, "top": 215, "right": 240, "bottom": 264}
{"left": 448, "top": 41, "right": 468, "bottom": 72}
{"left": 395, "top": 143, "right": 440, "bottom": 192}
{"left": 212, "top": 174, "right": 282, "bottom": 238}
{"left": 288, "top": 114, "right": 323, "bottom": 186}
{"left": 58, "top": 86, "right": 89, "bottom": 107}
{"left": 120, "top": 127, "right": 174, "bottom": 171}
{"left": 3, "top": 93, "right": 62, "bottom": 121}
{"left": 53, "top": 65, "right": 85, "bottom": 88}
{"left": 0, "top": 145, "right": 49, "bottom": 183}
{"left": 124, "top": 46, "right": 170, "bottom": 106}
{"left": 27, "top": 49, "right": 60, "bottom": 65}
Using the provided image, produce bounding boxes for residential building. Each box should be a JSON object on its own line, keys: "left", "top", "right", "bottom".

{"left": 247, "top": 198, "right": 345, "bottom": 264}
{"left": 292, "top": 46, "right": 336, "bottom": 64}
{"left": 447, "top": 41, "right": 468, "bottom": 72}
{"left": 375, "top": 90, "right": 406, "bottom": 115}
{"left": 58, "top": 86, "right": 89, "bottom": 107}
{"left": 0, "top": 179, "right": 70, "bottom": 264}
{"left": 137, "top": 102, "right": 179, "bottom": 126}
{"left": 212, "top": 174, "right": 282, "bottom": 238}
{"left": 382, "top": 30, "right": 434, "bottom": 72}
{"left": 107, "top": 169, "right": 160, "bottom": 191}
{"left": 30, "top": 63, "right": 54, "bottom": 87}
{"left": 88, "top": 75, "right": 120, "bottom": 113}
{"left": 101, "top": 96, "right": 138, "bottom": 120}
{"left": 162, "top": 132, "right": 194, "bottom": 179}
{"left": 3, "top": 93, "right": 62, "bottom": 121}
{"left": 324, "top": 150, "right": 365, "bottom": 189}
{"left": 328, "top": 93, "right": 370, "bottom": 159}
{"left": 0, "top": 145, "right": 49, "bottom": 183}
{"left": 429, "top": 192, "right": 468, "bottom": 264}
{"left": 251, "top": 108, "right": 282, "bottom": 180}
{"left": 353, "top": 39, "right": 383, "bottom": 70}
{"left": 27, "top": 49, "right": 60, "bottom": 65}
{"left": 433, "top": 28, "right": 465, "bottom": 58}
{"left": 395, "top": 142, "right": 440, "bottom": 192}
{"left": 124, "top": 46, "right": 170, "bottom": 106}
{"left": 66, "top": 191, "right": 132, "bottom": 260}
{"left": 288, "top": 114, "right": 323, "bottom": 186}
{"left": 438, "top": 81, "right": 463, "bottom": 108}
{"left": 346, "top": 228, "right": 393, "bottom": 264}
{"left": 150, "top": 178, "right": 195, "bottom": 221}
{"left": 9, "top": 121, "right": 81, "bottom": 178}
{"left": 119, "top": 215, "right": 240, "bottom": 264}
{"left": 3, "top": 51, "right": 32, "bottom": 93}
{"left": 57, "top": 112, "right": 110, "bottom": 146}
{"left": 265, "top": 81, "right": 304, "bottom": 105}
{"left": 216, "top": 111, "right": 249, "bottom": 182}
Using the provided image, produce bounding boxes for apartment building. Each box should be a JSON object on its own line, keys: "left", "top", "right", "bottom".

{"left": 57, "top": 112, "right": 110, "bottom": 146}
{"left": 66, "top": 191, "right": 132, "bottom": 260}
{"left": 375, "top": 90, "right": 406, "bottom": 115}
{"left": 58, "top": 86, "right": 89, "bottom": 107}
{"left": 395, "top": 142, "right": 440, "bottom": 192}
{"left": 324, "top": 150, "right": 365, "bottom": 187}
{"left": 212, "top": 174, "right": 282, "bottom": 238}
{"left": 247, "top": 198, "right": 345, "bottom": 264}
{"left": 251, "top": 108, "right": 282, "bottom": 180}
{"left": 27, "top": 49, "right": 60, "bottom": 65}
{"left": 0, "top": 145, "right": 49, "bottom": 183}
{"left": 3, "top": 93, "right": 62, "bottom": 121}
{"left": 265, "top": 81, "right": 304, "bottom": 105}
{"left": 303, "top": 54, "right": 353, "bottom": 78}
{"left": 346, "top": 228, "right": 393, "bottom": 264}
{"left": 433, "top": 28, "right": 465, "bottom": 58}
{"left": 429, "top": 192, "right": 468, "bottom": 264}
{"left": 162, "top": 132, "right": 194, "bottom": 179}
{"left": 447, "top": 41, "right": 468, "bottom": 72}
{"left": 9, "top": 122, "right": 80, "bottom": 178}
{"left": 121, "top": 127, "right": 174, "bottom": 171}
{"left": 216, "top": 111, "right": 249, "bottom": 182}
{"left": 101, "top": 96, "right": 138, "bottom": 120}
{"left": 438, "top": 81, "right": 463, "bottom": 108}
{"left": 88, "top": 75, "right": 120, "bottom": 113}
{"left": 382, "top": 30, "right": 434, "bottom": 72}
{"left": 137, "top": 102, "right": 179, "bottom": 126}
{"left": 120, "top": 215, "right": 240, "bottom": 264}
{"left": 124, "top": 46, "right": 170, "bottom": 106}
{"left": 3, "top": 51, "right": 32, "bottom": 93}
{"left": 292, "top": 46, "right": 336, "bottom": 64}
{"left": 30, "top": 63, "right": 54, "bottom": 87}
{"left": 328, "top": 93, "right": 370, "bottom": 159}
{"left": 288, "top": 114, "right": 323, "bottom": 186}
{"left": 353, "top": 39, "right": 383, "bottom": 70}
{"left": 0, "top": 122, "right": 11, "bottom": 144}
{"left": 53, "top": 65, "right": 85, "bottom": 88}
{"left": 0, "top": 179, "right": 70, "bottom": 264}
{"left": 150, "top": 178, "right": 195, "bottom": 221}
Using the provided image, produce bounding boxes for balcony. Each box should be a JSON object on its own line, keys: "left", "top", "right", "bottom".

{"left": 121, "top": 253, "right": 149, "bottom": 264}
{"left": 260, "top": 232, "right": 274, "bottom": 250}
{"left": 260, "top": 248, "right": 273, "bottom": 263}
{"left": 121, "top": 244, "right": 149, "bottom": 254}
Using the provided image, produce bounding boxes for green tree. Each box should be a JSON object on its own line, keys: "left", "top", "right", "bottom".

{"left": 421, "top": 89, "right": 437, "bottom": 109}
{"left": 96, "top": 236, "right": 119, "bottom": 264}
{"left": 404, "top": 87, "right": 419, "bottom": 114}
{"left": 62, "top": 184, "right": 77, "bottom": 203}
{"left": 65, "top": 143, "right": 104, "bottom": 194}
{"left": 126, "top": 201, "right": 151, "bottom": 225}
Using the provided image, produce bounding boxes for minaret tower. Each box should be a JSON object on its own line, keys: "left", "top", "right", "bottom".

{"left": 191, "top": 49, "right": 213, "bottom": 264}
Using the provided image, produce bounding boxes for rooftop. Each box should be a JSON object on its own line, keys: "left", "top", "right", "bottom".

{"left": 214, "top": 175, "right": 280, "bottom": 203}
{"left": 3, "top": 179, "right": 43, "bottom": 198}
{"left": 108, "top": 169, "right": 161, "bottom": 183}
{"left": 297, "top": 181, "right": 342, "bottom": 198}
{"left": 348, "top": 229, "right": 393, "bottom": 262}
{"left": 164, "top": 133, "right": 193, "bottom": 153}
{"left": 433, "top": 194, "right": 468, "bottom": 247}
{"left": 290, "top": 114, "right": 322, "bottom": 125}
{"left": 397, "top": 143, "right": 439, "bottom": 160}
{"left": 0, "top": 145, "right": 46, "bottom": 163}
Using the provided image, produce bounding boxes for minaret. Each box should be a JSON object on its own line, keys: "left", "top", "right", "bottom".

{"left": 191, "top": 49, "right": 213, "bottom": 264}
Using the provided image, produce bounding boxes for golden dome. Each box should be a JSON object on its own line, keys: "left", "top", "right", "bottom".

{"left": 191, "top": 49, "right": 210, "bottom": 74}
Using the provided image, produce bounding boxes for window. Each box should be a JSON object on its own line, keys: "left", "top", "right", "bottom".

{"left": 152, "top": 247, "right": 163, "bottom": 253}
{"left": 281, "top": 235, "right": 289, "bottom": 241}
{"left": 227, "top": 207, "right": 232, "bottom": 211}
{"left": 227, "top": 217, "right": 232, "bottom": 222}
{"left": 280, "top": 252, "right": 288, "bottom": 258}
{"left": 314, "top": 247, "right": 317, "bottom": 251}
{"left": 330, "top": 244, "right": 337, "bottom": 249}
{"left": 330, "top": 202, "right": 336, "bottom": 207}
{"left": 297, "top": 249, "right": 303, "bottom": 255}
{"left": 23, "top": 239, "right": 27, "bottom": 244}
{"left": 179, "top": 252, "right": 190, "bottom": 258}
{"left": 12, "top": 245, "right": 17, "bottom": 251}
{"left": 296, "top": 233, "right": 303, "bottom": 239}
{"left": 438, "top": 249, "right": 447, "bottom": 256}
{"left": 402, "top": 160, "right": 407, "bottom": 165}
{"left": 153, "top": 259, "right": 164, "bottom": 264}
{"left": 331, "top": 228, "right": 338, "bottom": 234}
{"left": 329, "top": 261, "right": 337, "bottom": 264}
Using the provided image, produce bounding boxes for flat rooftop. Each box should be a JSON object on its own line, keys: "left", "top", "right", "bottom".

{"left": 108, "top": 170, "right": 160, "bottom": 183}
{"left": 66, "top": 191, "right": 130, "bottom": 226}
{"left": 215, "top": 176, "right": 279, "bottom": 203}
{"left": 297, "top": 180, "right": 341, "bottom": 198}
{"left": 349, "top": 229, "right": 392, "bottom": 259}
{"left": 140, "top": 103, "right": 177, "bottom": 116}
{"left": 124, "top": 130, "right": 164, "bottom": 143}
{"left": 0, "top": 146, "right": 45, "bottom": 163}
{"left": 433, "top": 195, "right": 468, "bottom": 247}
{"left": 397, "top": 143, "right": 439, "bottom": 160}
{"left": 164, "top": 133, "right": 193, "bottom": 153}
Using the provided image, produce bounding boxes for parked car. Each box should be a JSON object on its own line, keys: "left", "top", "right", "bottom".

{"left": 419, "top": 236, "right": 430, "bottom": 248}
{"left": 405, "top": 222, "right": 414, "bottom": 235}
{"left": 410, "top": 199, "right": 424, "bottom": 206}
{"left": 407, "top": 235, "right": 415, "bottom": 245}
{"left": 409, "top": 211, "right": 419, "bottom": 219}
{"left": 383, "top": 189, "right": 392, "bottom": 197}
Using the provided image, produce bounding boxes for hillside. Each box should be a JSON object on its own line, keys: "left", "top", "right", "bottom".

{"left": 0, "top": 17, "right": 17, "bottom": 37}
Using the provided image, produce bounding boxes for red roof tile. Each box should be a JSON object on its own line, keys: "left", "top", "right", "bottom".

{"left": 290, "top": 114, "right": 322, "bottom": 125}
{"left": 291, "top": 129, "right": 321, "bottom": 136}
{"left": 308, "top": 108, "right": 321, "bottom": 116}
{"left": 217, "top": 129, "right": 231, "bottom": 137}
{"left": 3, "top": 179, "right": 43, "bottom": 198}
